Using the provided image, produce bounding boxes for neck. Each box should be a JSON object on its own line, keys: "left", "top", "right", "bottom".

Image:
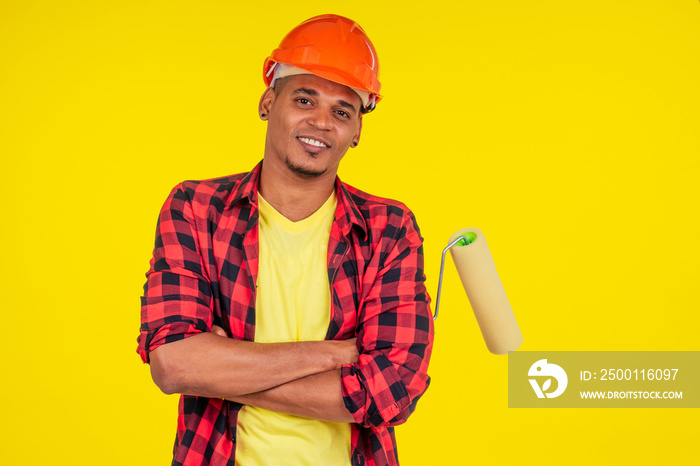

{"left": 258, "top": 159, "right": 337, "bottom": 222}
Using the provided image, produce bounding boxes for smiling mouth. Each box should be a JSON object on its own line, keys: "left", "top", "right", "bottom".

{"left": 297, "top": 136, "right": 329, "bottom": 148}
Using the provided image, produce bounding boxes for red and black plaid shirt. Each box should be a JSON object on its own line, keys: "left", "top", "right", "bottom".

{"left": 138, "top": 162, "right": 434, "bottom": 466}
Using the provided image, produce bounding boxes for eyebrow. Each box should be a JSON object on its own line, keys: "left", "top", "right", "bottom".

{"left": 291, "top": 87, "right": 358, "bottom": 115}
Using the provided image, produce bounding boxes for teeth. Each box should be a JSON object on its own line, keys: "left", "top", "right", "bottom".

{"left": 299, "top": 137, "right": 327, "bottom": 148}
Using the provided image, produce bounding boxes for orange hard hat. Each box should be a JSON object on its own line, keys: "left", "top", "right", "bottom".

{"left": 263, "top": 14, "right": 382, "bottom": 113}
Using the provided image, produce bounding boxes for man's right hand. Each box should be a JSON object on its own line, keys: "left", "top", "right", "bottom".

{"left": 330, "top": 338, "right": 359, "bottom": 369}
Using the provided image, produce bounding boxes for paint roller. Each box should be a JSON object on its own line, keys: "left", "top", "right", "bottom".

{"left": 434, "top": 228, "right": 523, "bottom": 355}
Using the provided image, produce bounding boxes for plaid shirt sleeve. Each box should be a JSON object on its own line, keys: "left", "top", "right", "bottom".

{"left": 340, "top": 205, "right": 434, "bottom": 429}
{"left": 137, "top": 182, "right": 214, "bottom": 363}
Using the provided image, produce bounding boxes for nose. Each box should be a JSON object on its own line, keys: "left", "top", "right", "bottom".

{"left": 307, "top": 106, "right": 333, "bottom": 131}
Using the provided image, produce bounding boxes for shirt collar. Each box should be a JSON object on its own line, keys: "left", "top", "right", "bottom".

{"left": 224, "top": 161, "right": 262, "bottom": 209}
{"left": 224, "top": 160, "right": 368, "bottom": 237}
{"left": 334, "top": 176, "right": 369, "bottom": 239}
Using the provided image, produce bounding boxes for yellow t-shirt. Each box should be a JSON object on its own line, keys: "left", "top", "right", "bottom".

{"left": 235, "top": 191, "right": 351, "bottom": 466}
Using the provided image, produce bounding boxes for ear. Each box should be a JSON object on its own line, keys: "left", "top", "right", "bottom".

{"left": 258, "top": 87, "right": 275, "bottom": 120}
{"left": 352, "top": 115, "right": 363, "bottom": 147}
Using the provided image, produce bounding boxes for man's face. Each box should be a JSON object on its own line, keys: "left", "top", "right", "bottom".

{"left": 260, "top": 74, "right": 363, "bottom": 179}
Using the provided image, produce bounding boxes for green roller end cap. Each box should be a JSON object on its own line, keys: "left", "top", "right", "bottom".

{"left": 456, "top": 232, "right": 477, "bottom": 246}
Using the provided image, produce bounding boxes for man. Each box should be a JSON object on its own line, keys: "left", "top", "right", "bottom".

{"left": 137, "top": 14, "right": 433, "bottom": 466}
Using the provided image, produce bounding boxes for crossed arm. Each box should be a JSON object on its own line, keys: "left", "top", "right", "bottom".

{"left": 148, "top": 327, "right": 358, "bottom": 422}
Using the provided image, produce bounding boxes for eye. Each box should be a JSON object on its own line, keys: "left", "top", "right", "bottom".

{"left": 335, "top": 110, "right": 350, "bottom": 119}
{"left": 296, "top": 98, "right": 311, "bottom": 105}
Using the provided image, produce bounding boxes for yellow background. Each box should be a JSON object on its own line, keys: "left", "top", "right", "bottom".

{"left": 1, "top": 0, "right": 698, "bottom": 464}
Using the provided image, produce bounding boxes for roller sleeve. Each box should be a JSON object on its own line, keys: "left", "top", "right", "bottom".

{"left": 448, "top": 228, "right": 523, "bottom": 355}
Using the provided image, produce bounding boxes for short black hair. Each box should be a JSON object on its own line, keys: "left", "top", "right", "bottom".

{"left": 272, "top": 75, "right": 292, "bottom": 95}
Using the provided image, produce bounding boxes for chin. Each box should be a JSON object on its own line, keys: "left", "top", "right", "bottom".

{"left": 285, "top": 156, "right": 327, "bottom": 178}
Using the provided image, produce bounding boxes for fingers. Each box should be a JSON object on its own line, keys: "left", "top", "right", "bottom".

{"left": 343, "top": 338, "right": 360, "bottom": 363}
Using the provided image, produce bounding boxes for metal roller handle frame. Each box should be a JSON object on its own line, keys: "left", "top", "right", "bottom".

{"left": 433, "top": 235, "right": 472, "bottom": 321}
